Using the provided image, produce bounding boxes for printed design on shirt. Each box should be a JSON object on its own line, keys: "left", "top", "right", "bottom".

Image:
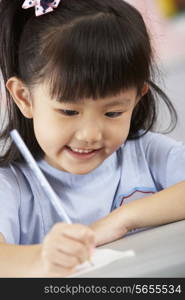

{"left": 119, "top": 187, "right": 156, "bottom": 206}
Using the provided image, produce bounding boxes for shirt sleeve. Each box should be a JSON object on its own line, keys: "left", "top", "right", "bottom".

{"left": 144, "top": 132, "right": 185, "bottom": 189}
{"left": 0, "top": 166, "right": 21, "bottom": 244}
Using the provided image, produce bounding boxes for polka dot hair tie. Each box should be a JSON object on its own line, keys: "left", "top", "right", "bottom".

{"left": 22, "top": 0, "right": 61, "bottom": 17}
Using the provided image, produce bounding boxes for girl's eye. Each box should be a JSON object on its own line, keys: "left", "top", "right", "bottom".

{"left": 59, "top": 110, "right": 79, "bottom": 116}
{"left": 105, "top": 112, "right": 123, "bottom": 118}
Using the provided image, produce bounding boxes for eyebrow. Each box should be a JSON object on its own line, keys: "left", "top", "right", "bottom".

{"left": 103, "top": 99, "right": 131, "bottom": 108}
{"left": 54, "top": 98, "right": 131, "bottom": 108}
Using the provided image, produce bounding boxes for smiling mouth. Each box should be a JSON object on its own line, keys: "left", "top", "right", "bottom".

{"left": 65, "top": 145, "right": 102, "bottom": 158}
{"left": 66, "top": 146, "right": 100, "bottom": 153}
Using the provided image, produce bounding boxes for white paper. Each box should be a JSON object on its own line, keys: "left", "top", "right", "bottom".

{"left": 68, "top": 248, "right": 135, "bottom": 277}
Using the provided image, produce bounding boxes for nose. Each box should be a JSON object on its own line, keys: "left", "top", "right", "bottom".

{"left": 75, "top": 121, "right": 103, "bottom": 144}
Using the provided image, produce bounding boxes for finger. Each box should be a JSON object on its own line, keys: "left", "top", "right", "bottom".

{"left": 43, "top": 235, "right": 90, "bottom": 265}
{"left": 50, "top": 248, "right": 80, "bottom": 269}
{"left": 55, "top": 235, "right": 90, "bottom": 264}
{"left": 62, "top": 224, "right": 95, "bottom": 248}
{"left": 42, "top": 238, "right": 83, "bottom": 267}
{"left": 51, "top": 223, "right": 95, "bottom": 249}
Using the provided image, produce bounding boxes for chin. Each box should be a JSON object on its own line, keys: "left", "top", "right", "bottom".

{"left": 68, "top": 165, "right": 98, "bottom": 175}
{"left": 69, "top": 168, "right": 93, "bottom": 175}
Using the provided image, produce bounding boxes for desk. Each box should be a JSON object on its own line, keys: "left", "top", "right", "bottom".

{"left": 78, "top": 220, "right": 185, "bottom": 277}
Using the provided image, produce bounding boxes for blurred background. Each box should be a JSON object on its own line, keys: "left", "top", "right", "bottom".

{"left": 0, "top": 0, "right": 185, "bottom": 142}
{"left": 126, "top": 0, "right": 185, "bottom": 141}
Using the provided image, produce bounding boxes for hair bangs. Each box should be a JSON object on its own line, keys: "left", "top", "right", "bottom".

{"left": 41, "top": 13, "right": 149, "bottom": 102}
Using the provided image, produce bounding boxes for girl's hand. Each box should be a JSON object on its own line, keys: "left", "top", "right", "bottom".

{"left": 40, "top": 223, "right": 95, "bottom": 277}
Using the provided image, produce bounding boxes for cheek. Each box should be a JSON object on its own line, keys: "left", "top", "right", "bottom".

{"left": 106, "top": 114, "right": 132, "bottom": 147}
{"left": 34, "top": 123, "right": 59, "bottom": 153}
{"left": 32, "top": 113, "right": 69, "bottom": 153}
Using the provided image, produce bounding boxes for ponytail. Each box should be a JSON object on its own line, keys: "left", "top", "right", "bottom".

{"left": 0, "top": 0, "right": 41, "bottom": 165}
{"left": 0, "top": 0, "right": 33, "bottom": 80}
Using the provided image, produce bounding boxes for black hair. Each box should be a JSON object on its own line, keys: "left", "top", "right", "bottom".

{"left": 0, "top": 0, "right": 177, "bottom": 165}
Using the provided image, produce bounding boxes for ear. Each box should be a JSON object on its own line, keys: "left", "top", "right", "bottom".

{"left": 6, "top": 77, "right": 33, "bottom": 119}
{"left": 135, "top": 83, "right": 149, "bottom": 105}
{"left": 141, "top": 82, "right": 149, "bottom": 97}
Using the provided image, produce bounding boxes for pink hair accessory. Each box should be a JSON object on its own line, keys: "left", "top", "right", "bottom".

{"left": 22, "top": 0, "right": 61, "bottom": 17}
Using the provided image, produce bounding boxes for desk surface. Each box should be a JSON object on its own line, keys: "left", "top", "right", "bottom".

{"left": 78, "top": 220, "right": 185, "bottom": 277}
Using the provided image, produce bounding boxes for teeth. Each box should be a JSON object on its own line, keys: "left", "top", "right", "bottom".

{"left": 70, "top": 147, "right": 94, "bottom": 154}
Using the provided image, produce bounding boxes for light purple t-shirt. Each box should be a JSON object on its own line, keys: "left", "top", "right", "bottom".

{"left": 0, "top": 131, "right": 185, "bottom": 244}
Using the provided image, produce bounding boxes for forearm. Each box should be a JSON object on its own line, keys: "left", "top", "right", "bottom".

{"left": 122, "top": 180, "right": 185, "bottom": 230}
{"left": 0, "top": 242, "right": 42, "bottom": 278}
{"left": 90, "top": 181, "right": 185, "bottom": 246}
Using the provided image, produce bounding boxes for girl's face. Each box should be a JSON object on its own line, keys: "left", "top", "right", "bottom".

{"left": 31, "top": 84, "right": 139, "bottom": 174}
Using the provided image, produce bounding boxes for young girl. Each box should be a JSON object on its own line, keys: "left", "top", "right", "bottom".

{"left": 0, "top": 0, "right": 185, "bottom": 278}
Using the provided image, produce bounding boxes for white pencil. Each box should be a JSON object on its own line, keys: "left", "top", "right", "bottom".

{"left": 10, "top": 129, "right": 72, "bottom": 224}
